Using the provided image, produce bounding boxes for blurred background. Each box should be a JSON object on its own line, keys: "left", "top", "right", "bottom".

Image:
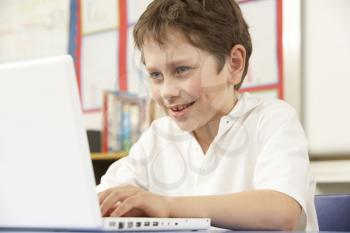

{"left": 0, "top": 0, "right": 349, "bottom": 194}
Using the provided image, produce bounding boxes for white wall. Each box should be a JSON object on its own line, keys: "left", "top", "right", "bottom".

{"left": 303, "top": 0, "right": 350, "bottom": 156}
{"left": 302, "top": 0, "right": 350, "bottom": 194}
{"left": 283, "top": 0, "right": 302, "bottom": 117}
{"left": 83, "top": 112, "right": 102, "bottom": 130}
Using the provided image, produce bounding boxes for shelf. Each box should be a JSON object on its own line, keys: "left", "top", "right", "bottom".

{"left": 91, "top": 151, "right": 127, "bottom": 161}
{"left": 91, "top": 154, "right": 350, "bottom": 182}
{"left": 310, "top": 160, "right": 350, "bottom": 183}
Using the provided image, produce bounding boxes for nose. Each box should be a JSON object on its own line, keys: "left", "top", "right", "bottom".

{"left": 160, "top": 76, "right": 180, "bottom": 100}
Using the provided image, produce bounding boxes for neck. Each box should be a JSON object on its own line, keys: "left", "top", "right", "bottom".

{"left": 193, "top": 90, "right": 238, "bottom": 154}
{"left": 193, "top": 121, "right": 219, "bottom": 154}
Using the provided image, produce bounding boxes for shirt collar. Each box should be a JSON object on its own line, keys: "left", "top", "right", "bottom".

{"left": 226, "top": 92, "right": 262, "bottom": 120}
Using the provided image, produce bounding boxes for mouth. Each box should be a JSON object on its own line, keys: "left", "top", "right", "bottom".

{"left": 170, "top": 101, "right": 195, "bottom": 112}
{"left": 168, "top": 101, "right": 196, "bottom": 118}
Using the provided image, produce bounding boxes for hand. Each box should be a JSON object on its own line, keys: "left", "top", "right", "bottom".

{"left": 98, "top": 185, "right": 171, "bottom": 218}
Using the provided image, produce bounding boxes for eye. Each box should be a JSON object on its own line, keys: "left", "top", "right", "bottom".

{"left": 149, "top": 72, "right": 163, "bottom": 80}
{"left": 175, "top": 66, "right": 191, "bottom": 75}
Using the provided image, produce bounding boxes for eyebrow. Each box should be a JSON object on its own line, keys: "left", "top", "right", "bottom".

{"left": 145, "top": 59, "right": 196, "bottom": 72}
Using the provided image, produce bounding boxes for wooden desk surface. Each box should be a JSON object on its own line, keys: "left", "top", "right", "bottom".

{"left": 91, "top": 151, "right": 127, "bottom": 161}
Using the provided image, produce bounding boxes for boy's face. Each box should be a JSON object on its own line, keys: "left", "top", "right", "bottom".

{"left": 143, "top": 31, "right": 239, "bottom": 132}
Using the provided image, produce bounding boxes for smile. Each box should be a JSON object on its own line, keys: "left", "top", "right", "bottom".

{"left": 170, "top": 101, "right": 195, "bottom": 112}
{"left": 168, "top": 101, "right": 196, "bottom": 119}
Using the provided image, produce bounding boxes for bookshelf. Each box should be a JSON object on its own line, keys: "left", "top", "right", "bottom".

{"left": 91, "top": 151, "right": 127, "bottom": 161}
{"left": 90, "top": 151, "right": 127, "bottom": 185}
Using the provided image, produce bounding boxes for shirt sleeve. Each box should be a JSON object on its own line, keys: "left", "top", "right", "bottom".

{"left": 253, "top": 100, "right": 314, "bottom": 230}
{"left": 96, "top": 131, "right": 150, "bottom": 193}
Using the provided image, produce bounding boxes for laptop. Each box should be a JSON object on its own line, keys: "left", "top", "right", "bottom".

{"left": 0, "top": 55, "right": 210, "bottom": 231}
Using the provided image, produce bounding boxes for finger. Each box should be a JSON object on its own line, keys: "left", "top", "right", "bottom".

{"left": 104, "top": 201, "right": 122, "bottom": 217}
{"left": 110, "top": 196, "right": 141, "bottom": 217}
{"left": 99, "top": 185, "right": 136, "bottom": 203}
{"left": 98, "top": 189, "right": 112, "bottom": 205}
{"left": 101, "top": 194, "right": 125, "bottom": 216}
{"left": 100, "top": 188, "right": 139, "bottom": 216}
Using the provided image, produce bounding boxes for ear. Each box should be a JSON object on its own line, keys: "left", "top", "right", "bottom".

{"left": 227, "top": 44, "right": 246, "bottom": 86}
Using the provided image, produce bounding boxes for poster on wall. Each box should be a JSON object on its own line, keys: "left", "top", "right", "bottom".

{"left": 69, "top": 0, "right": 149, "bottom": 112}
{"left": 0, "top": 0, "right": 70, "bottom": 63}
{"left": 70, "top": 0, "right": 120, "bottom": 111}
{"left": 239, "top": 0, "right": 284, "bottom": 99}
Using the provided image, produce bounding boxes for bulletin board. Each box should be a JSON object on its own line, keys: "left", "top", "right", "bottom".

{"left": 69, "top": 0, "right": 121, "bottom": 112}
{"left": 68, "top": 0, "right": 284, "bottom": 112}
{"left": 0, "top": 0, "right": 70, "bottom": 63}
{"left": 238, "top": 0, "right": 284, "bottom": 99}
{"left": 69, "top": 0, "right": 151, "bottom": 112}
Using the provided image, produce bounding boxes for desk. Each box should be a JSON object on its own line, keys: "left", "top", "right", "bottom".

{"left": 91, "top": 151, "right": 127, "bottom": 161}
{"left": 0, "top": 229, "right": 339, "bottom": 233}
{"left": 0, "top": 229, "right": 228, "bottom": 233}
{"left": 1, "top": 230, "right": 226, "bottom": 233}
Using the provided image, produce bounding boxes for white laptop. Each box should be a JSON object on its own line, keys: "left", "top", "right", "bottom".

{"left": 0, "top": 55, "right": 210, "bottom": 231}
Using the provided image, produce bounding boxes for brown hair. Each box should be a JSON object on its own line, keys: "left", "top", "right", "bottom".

{"left": 133, "top": 0, "right": 252, "bottom": 89}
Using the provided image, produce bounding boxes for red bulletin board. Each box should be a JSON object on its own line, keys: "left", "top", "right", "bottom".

{"left": 238, "top": 0, "right": 284, "bottom": 99}
{"left": 69, "top": 0, "right": 128, "bottom": 112}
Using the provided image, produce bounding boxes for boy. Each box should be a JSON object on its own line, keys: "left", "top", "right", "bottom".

{"left": 97, "top": 0, "right": 318, "bottom": 230}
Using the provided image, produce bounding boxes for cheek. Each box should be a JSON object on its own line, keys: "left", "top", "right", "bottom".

{"left": 151, "top": 85, "right": 162, "bottom": 104}
{"left": 184, "top": 76, "right": 202, "bottom": 99}
{"left": 189, "top": 77, "right": 211, "bottom": 101}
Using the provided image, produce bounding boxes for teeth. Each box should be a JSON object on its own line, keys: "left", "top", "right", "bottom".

{"left": 177, "top": 105, "right": 186, "bottom": 111}
{"left": 171, "top": 102, "right": 193, "bottom": 111}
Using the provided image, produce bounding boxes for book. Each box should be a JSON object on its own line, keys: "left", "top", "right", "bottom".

{"left": 102, "top": 91, "right": 146, "bottom": 153}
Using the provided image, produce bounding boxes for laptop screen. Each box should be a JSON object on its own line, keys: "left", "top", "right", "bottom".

{"left": 0, "top": 56, "right": 102, "bottom": 230}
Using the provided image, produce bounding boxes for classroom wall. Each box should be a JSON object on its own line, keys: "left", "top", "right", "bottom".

{"left": 84, "top": 111, "right": 101, "bottom": 130}
{"left": 282, "top": 0, "right": 302, "bottom": 117}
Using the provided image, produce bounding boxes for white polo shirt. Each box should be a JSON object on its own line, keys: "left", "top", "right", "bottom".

{"left": 97, "top": 93, "right": 318, "bottom": 231}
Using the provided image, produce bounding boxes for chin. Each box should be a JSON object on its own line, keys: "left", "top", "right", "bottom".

{"left": 173, "top": 118, "right": 200, "bottom": 132}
